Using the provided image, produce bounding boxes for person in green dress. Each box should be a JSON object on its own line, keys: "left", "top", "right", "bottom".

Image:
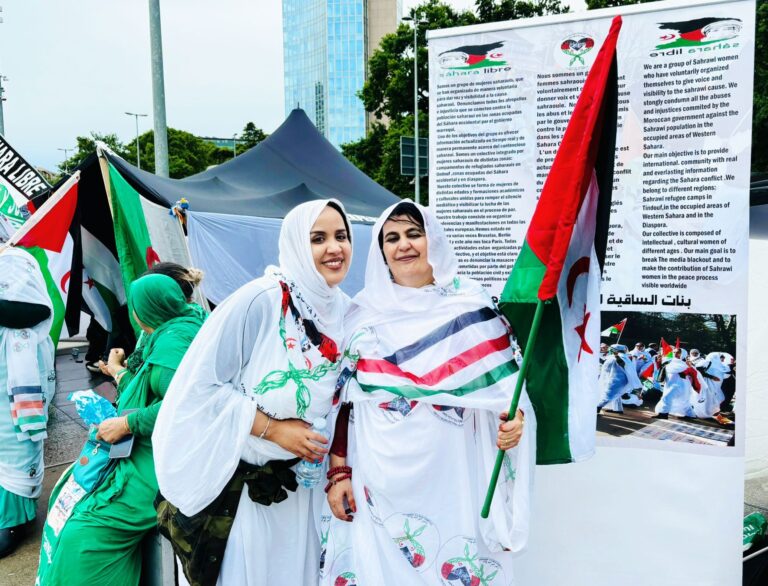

{"left": 98, "top": 262, "right": 205, "bottom": 395}
{"left": 0, "top": 248, "right": 56, "bottom": 559}
{"left": 37, "top": 273, "right": 205, "bottom": 585}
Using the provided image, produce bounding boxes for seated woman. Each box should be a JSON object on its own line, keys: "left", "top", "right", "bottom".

{"left": 99, "top": 262, "right": 205, "bottom": 395}
{"left": 322, "top": 202, "right": 536, "bottom": 585}
{"left": 37, "top": 273, "right": 206, "bottom": 585}
{"left": 0, "top": 248, "right": 55, "bottom": 558}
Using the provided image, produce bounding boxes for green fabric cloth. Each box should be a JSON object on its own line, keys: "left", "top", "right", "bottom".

{"left": 125, "top": 365, "right": 175, "bottom": 438}
{"left": 37, "top": 274, "right": 205, "bottom": 586}
{"left": 0, "top": 485, "right": 36, "bottom": 529}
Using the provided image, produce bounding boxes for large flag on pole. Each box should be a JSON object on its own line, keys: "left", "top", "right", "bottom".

{"left": 499, "top": 16, "right": 622, "bottom": 465}
{"left": 6, "top": 173, "right": 80, "bottom": 345}
{"left": 106, "top": 161, "right": 160, "bottom": 333}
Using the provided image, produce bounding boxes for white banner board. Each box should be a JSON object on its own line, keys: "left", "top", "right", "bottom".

{"left": 428, "top": 0, "right": 754, "bottom": 583}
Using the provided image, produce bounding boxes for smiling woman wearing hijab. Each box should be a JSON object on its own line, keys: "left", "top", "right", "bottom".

{"left": 37, "top": 273, "right": 206, "bottom": 586}
{"left": 321, "top": 202, "right": 536, "bottom": 586}
{"left": 152, "top": 199, "right": 352, "bottom": 586}
{"left": 0, "top": 248, "right": 55, "bottom": 559}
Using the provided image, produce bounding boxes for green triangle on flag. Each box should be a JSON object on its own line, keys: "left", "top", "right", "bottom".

{"left": 498, "top": 16, "right": 623, "bottom": 466}
{"left": 106, "top": 162, "right": 160, "bottom": 335}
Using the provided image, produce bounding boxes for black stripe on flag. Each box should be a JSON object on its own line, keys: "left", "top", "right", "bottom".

{"left": 593, "top": 51, "right": 618, "bottom": 273}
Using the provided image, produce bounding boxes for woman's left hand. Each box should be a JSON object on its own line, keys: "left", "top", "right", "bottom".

{"left": 96, "top": 416, "right": 130, "bottom": 443}
{"left": 497, "top": 409, "right": 524, "bottom": 451}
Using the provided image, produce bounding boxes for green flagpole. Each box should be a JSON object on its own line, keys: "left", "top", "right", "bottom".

{"left": 481, "top": 298, "right": 546, "bottom": 519}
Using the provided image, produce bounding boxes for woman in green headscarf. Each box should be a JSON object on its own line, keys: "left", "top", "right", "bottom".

{"left": 37, "top": 274, "right": 206, "bottom": 586}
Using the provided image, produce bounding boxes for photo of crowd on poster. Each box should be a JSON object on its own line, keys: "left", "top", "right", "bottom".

{"left": 596, "top": 311, "right": 736, "bottom": 447}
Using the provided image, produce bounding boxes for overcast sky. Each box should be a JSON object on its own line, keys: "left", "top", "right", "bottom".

{"left": 0, "top": 0, "right": 583, "bottom": 171}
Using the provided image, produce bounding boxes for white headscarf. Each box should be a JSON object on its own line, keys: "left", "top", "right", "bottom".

{"left": 351, "top": 202, "right": 485, "bottom": 323}
{"left": 704, "top": 351, "right": 731, "bottom": 378}
{"left": 154, "top": 199, "right": 353, "bottom": 515}
{"left": 0, "top": 247, "right": 53, "bottom": 315}
{"left": 265, "top": 198, "right": 350, "bottom": 341}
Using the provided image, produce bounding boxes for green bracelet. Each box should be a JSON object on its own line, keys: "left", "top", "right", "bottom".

{"left": 114, "top": 368, "right": 128, "bottom": 380}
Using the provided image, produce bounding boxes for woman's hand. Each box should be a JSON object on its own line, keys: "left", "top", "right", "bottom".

{"left": 107, "top": 348, "right": 126, "bottom": 371}
{"left": 327, "top": 454, "right": 355, "bottom": 522}
{"left": 98, "top": 360, "right": 111, "bottom": 376}
{"left": 96, "top": 416, "right": 130, "bottom": 443}
{"left": 265, "top": 418, "right": 328, "bottom": 463}
{"left": 497, "top": 409, "right": 524, "bottom": 451}
{"left": 328, "top": 477, "right": 356, "bottom": 522}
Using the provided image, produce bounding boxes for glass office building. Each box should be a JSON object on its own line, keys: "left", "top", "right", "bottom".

{"left": 283, "top": 0, "right": 400, "bottom": 149}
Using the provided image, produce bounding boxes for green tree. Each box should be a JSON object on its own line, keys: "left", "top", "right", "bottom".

{"left": 475, "top": 0, "right": 568, "bottom": 20}
{"left": 584, "top": 0, "right": 656, "bottom": 7}
{"left": 342, "top": 122, "right": 387, "bottom": 179}
{"left": 238, "top": 122, "right": 268, "bottom": 150}
{"left": 58, "top": 132, "right": 128, "bottom": 173}
{"left": 345, "top": 0, "right": 568, "bottom": 201}
{"left": 124, "top": 128, "right": 220, "bottom": 178}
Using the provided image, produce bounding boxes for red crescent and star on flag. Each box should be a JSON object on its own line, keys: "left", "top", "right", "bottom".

{"left": 565, "top": 256, "right": 594, "bottom": 362}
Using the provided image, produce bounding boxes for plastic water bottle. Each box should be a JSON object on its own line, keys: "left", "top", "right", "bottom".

{"left": 295, "top": 418, "right": 330, "bottom": 489}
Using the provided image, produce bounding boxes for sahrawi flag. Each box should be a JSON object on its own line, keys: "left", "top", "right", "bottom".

{"left": 660, "top": 337, "right": 675, "bottom": 359}
{"left": 106, "top": 160, "right": 160, "bottom": 333}
{"left": 601, "top": 317, "right": 626, "bottom": 337}
{"left": 499, "top": 16, "right": 622, "bottom": 465}
{"left": 7, "top": 173, "right": 80, "bottom": 345}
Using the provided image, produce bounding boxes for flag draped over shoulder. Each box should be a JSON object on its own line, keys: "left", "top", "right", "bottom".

{"left": 499, "top": 16, "right": 622, "bottom": 465}
{"left": 106, "top": 161, "right": 160, "bottom": 333}
{"left": 7, "top": 173, "right": 80, "bottom": 345}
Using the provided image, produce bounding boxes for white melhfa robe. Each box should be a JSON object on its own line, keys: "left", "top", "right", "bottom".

{"left": 655, "top": 358, "right": 695, "bottom": 417}
{"left": 0, "top": 248, "right": 55, "bottom": 500}
{"left": 153, "top": 200, "right": 349, "bottom": 586}
{"left": 320, "top": 202, "right": 536, "bottom": 586}
{"left": 597, "top": 353, "right": 641, "bottom": 412}
{"left": 691, "top": 355, "right": 728, "bottom": 419}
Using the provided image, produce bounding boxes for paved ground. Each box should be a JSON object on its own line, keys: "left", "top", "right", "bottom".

{"left": 2, "top": 345, "right": 115, "bottom": 586}
{"left": 2, "top": 351, "right": 767, "bottom": 584}
{"left": 597, "top": 401, "right": 736, "bottom": 446}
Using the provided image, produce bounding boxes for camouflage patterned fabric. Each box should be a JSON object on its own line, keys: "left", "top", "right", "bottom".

{"left": 155, "top": 458, "right": 300, "bottom": 586}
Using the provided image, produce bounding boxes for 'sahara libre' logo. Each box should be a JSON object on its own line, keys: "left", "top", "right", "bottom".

{"left": 438, "top": 41, "right": 506, "bottom": 70}
{"left": 560, "top": 34, "right": 595, "bottom": 67}
{"left": 655, "top": 17, "right": 742, "bottom": 50}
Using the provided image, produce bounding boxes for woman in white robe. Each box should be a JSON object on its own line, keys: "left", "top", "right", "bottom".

{"left": 654, "top": 349, "right": 696, "bottom": 418}
{"left": 321, "top": 202, "right": 535, "bottom": 586}
{"left": 152, "top": 199, "right": 352, "bottom": 586}
{"left": 597, "top": 345, "right": 642, "bottom": 413}
{"left": 691, "top": 351, "right": 730, "bottom": 423}
{"left": 0, "top": 248, "right": 55, "bottom": 557}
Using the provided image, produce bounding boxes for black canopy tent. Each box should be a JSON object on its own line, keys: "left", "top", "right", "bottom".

{"left": 106, "top": 108, "right": 399, "bottom": 219}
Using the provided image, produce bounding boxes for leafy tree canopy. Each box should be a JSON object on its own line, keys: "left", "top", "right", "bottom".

{"left": 59, "top": 121, "right": 270, "bottom": 179}
{"left": 239, "top": 122, "right": 269, "bottom": 150}
{"left": 475, "top": 0, "right": 568, "bottom": 21}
